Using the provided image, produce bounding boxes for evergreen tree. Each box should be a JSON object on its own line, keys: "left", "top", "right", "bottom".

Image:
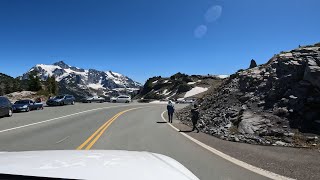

{"left": 46, "top": 75, "right": 58, "bottom": 95}
{"left": 46, "top": 76, "right": 52, "bottom": 94}
{"left": 0, "top": 73, "right": 23, "bottom": 95}
{"left": 51, "top": 76, "right": 58, "bottom": 95}
{"left": 0, "top": 88, "right": 4, "bottom": 96}
{"left": 4, "top": 82, "right": 11, "bottom": 94}
{"left": 28, "top": 70, "right": 42, "bottom": 91}
{"left": 12, "top": 78, "right": 22, "bottom": 92}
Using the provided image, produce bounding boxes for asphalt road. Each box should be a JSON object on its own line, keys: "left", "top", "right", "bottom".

{"left": 0, "top": 102, "right": 271, "bottom": 180}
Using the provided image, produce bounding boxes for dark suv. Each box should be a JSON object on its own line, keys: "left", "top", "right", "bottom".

{"left": 0, "top": 96, "right": 13, "bottom": 117}
{"left": 46, "top": 95, "right": 75, "bottom": 106}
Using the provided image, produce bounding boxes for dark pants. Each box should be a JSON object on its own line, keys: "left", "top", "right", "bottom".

{"left": 192, "top": 119, "right": 199, "bottom": 132}
{"left": 168, "top": 112, "right": 174, "bottom": 123}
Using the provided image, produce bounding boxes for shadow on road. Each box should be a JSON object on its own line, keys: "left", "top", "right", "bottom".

{"left": 156, "top": 121, "right": 167, "bottom": 123}
{"left": 179, "top": 130, "right": 193, "bottom": 133}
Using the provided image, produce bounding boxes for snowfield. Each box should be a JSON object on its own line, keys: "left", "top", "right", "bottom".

{"left": 35, "top": 64, "right": 88, "bottom": 79}
{"left": 184, "top": 87, "right": 208, "bottom": 98}
{"left": 149, "top": 100, "right": 173, "bottom": 104}
{"left": 33, "top": 64, "right": 60, "bottom": 77}
{"left": 87, "top": 79, "right": 105, "bottom": 90}
{"left": 216, "top": 75, "right": 229, "bottom": 79}
{"left": 113, "top": 88, "right": 140, "bottom": 91}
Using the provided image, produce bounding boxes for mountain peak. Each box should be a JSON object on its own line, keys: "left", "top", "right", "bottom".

{"left": 21, "top": 61, "right": 141, "bottom": 97}
{"left": 53, "top": 61, "right": 69, "bottom": 69}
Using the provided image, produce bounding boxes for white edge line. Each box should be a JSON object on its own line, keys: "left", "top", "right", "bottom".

{"left": 161, "top": 111, "right": 295, "bottom": 180}
{"left": 0, "top": 104, "right": 137, "bottom": 134}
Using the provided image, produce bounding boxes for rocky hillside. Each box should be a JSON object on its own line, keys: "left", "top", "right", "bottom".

{"left": 21, "top": 61, "right": 141, "bottom": 99}
{"left": 4, "top": 91, "right": 47, "bottom": 103}
{"left": 137, "top": 73, "right": 227, "bottom": 100}
{"left": 177, "top": 43, "right": 320, "bottom": 147}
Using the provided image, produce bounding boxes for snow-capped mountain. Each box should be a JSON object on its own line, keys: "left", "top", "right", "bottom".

{"left": 21, "top": 61, "right": 141, "bottom": 98}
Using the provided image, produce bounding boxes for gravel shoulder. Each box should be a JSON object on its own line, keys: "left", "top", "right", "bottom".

{"left": 170, "top": 114, "right": 320, "bottom": 180}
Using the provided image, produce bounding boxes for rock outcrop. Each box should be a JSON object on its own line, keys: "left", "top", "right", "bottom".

{"left": 137, "top": 73, "right": 225, "bottom": 101}
{"left": 249, "top": 59, "right": 257, "bottom": 69}
{"left": 177, "top": 43, "right": 320, "bottom": 147}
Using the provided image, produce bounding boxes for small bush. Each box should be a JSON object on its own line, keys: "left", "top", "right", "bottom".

{"left": 237, "top": 69, "right": 244, "bottom": 73}
{"left": 138, "top": 99, "right": 153, "bottom": 103}
{"left": 182, "top": 76, "right": 193, "bottom": 83}
{"left": 170, "top": 72, "right": 188, "bottom": 80}
{"left": 144, "top": 92, "right": 164, "bottom": 100}
{"left": 177, "top": 84, "right": 192, "bottom": 93}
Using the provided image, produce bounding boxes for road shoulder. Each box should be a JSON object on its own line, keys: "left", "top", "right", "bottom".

{"left": 165, "top": 113, "right": 320, "bottom": 180}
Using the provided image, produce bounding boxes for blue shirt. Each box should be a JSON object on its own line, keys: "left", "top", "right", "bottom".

{"left": 167, "top": 104, "right": 175, "bottom": 113}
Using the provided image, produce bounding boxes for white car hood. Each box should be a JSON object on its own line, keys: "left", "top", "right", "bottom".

{"left": 0, "top": 150, "right": 199, "bottom": 180}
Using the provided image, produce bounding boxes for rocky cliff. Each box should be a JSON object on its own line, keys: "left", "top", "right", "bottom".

{"left": 177, "top": 43, "right": 320, "bottom": 147}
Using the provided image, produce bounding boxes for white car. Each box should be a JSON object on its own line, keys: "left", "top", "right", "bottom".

{"left": 0, "top": 150, "right": 199, "bottom": 180}
{"left": 111, "top": 95, "right": 131, "bottom": 103}
{"left": 82, "top": 96, "right": 105, "bottom": 103}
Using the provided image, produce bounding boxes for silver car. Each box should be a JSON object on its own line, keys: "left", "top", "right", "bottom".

{"left": 82, "top": 96, "right": 105, "bottom": 103}
{"left": 110, "top": 95, "right": 131, "bottom": 103}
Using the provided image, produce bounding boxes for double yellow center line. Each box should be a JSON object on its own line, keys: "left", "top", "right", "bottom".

{"left": 77, "top": 107, "right": 141, "bottom": 150}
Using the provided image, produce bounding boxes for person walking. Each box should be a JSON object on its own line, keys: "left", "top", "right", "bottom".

{"left": 191, "top": 104, "right": 200, "bottom": 133}
{"left": 167, "top": 100, "right": 175, "bottom": 123}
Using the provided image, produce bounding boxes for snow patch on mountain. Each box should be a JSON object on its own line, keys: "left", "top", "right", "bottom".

{"left": 87, "top": 79, "right": 105, "bottom": 90}
{"left": 184, "top": 87, "right": 208, "bottom": 98}
{"left": 32, "top": 64, "right": 60, "bottom": 76}
{"left": 216, "top": 75, "right": 229, "bottom": 79}
{"left": 162, "top": 89, "right": 168, "bottom": 95}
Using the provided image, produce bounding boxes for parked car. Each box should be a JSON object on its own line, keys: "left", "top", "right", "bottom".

{"left": 110, "top": 95, "right": 131, "bottom": 103}
{"left": 0, "top": 96, "right": 13, "bottom": 117}
{"left": 12, "top": 99, "right": 43, "bottom": 112}
{"left": 82, "top": 96, "right": 105, "bottom": 103}
{"left": 46, "top": 95, "right": 75, "bottom": 106}
{"left": 184, "top": 98, "right": 196, "bottom": 104}
{"left": 176, "top": 98, "right": 196, "bottom": 104}
{"left": 176, "top": 98, "right": 186, "bottom": 104}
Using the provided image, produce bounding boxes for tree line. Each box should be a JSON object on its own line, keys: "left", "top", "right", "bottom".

{"left": 0, "top": 73, "right": 22, "bottom": 95}
{"left": 0, "top": 70, "right": 58, "bottom": 96}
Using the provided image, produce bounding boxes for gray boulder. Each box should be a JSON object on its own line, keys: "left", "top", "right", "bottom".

{"left": 303, "top": 59, "right": 320, "bottom": 89}
{"left": 238, "top": 111, "right": 267, "bottom": 134}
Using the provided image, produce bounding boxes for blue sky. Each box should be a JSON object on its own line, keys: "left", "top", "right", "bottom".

{"left": 0, "top": 0, "right": 319, "bottom": 83}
